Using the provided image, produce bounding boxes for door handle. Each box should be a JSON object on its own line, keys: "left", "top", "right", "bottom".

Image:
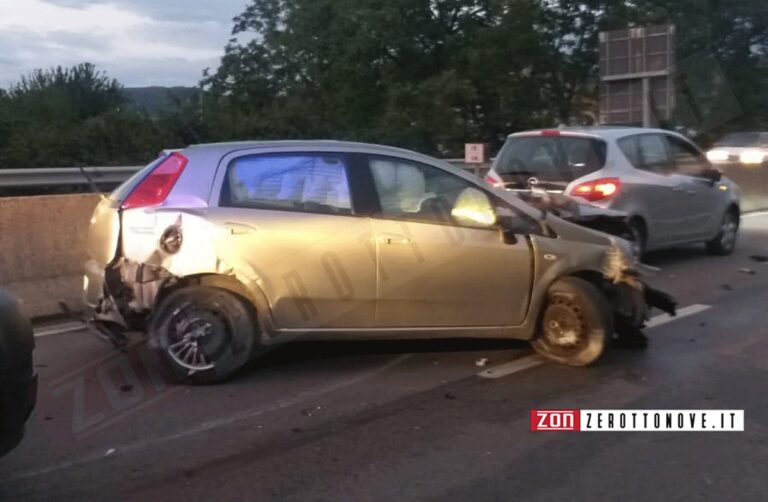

{"left": 377, "top": 234, "right": 412, "bottom": 245}
{"left": 224, "top": 222, "right": 258, "bottom": 235}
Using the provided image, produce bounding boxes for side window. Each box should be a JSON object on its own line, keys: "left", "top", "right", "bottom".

{"left": 368, "top": 157, "right": 496, "bottom": 228}
{"left": 665, "top": 136, "right": 708, "bottom": 177}
{"left": 221, "top": 153, "right": 352, "bottom": 215}
{"left": 618, "top": 136, "right": 641, "bottom": 169}
{"left": 637, "top": 134, "right": 672, "bottom": 173}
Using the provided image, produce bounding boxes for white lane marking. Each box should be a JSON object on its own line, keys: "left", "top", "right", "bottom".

{"left": 34, "top": 322, "right": 86, "bottom": 338}
{"left": 644, "top": 304, "right": 711, "bottom": 329}
{"left": 742, "top": 210, "right": 768, "bottom": 219}
{"left": 478, "top": 355, "right": 545, "bottom": 379}
{"left": 477, "top": 304, "right": 713, "bottom": 379}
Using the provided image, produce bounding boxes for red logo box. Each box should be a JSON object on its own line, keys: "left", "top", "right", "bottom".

{"left": 531, "top": 409, "right": 580, "bottom": 431}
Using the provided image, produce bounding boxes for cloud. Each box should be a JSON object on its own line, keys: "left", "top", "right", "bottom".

{"left": 0, "top": 0, "right": 249, "bottom": 87}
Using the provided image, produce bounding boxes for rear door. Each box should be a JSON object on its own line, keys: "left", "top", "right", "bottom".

{"left": 208, "top": 151, "right": 377, "bottom": 330}
{"left": 363, "top": 155, "right": 534, "bottom": 328}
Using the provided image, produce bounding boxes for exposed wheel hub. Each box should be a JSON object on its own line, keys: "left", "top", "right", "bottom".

{"left": 542, "top": 301, "right": 586, "bottom": 349}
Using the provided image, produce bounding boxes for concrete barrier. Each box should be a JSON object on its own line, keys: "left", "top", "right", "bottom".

{"left": 0, "top": 194, "right": 101, "bottom": 319}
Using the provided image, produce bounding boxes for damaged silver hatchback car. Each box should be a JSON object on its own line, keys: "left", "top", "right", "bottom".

{"left": 84, "top": 141, "right": 675, "bottom": 383}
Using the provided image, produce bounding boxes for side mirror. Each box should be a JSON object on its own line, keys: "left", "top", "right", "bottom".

{"left": 496, "top": 214, "right": 519, "bottom": 245}
{"left": 703, "top": 167, "right": 722, "bottom": 185}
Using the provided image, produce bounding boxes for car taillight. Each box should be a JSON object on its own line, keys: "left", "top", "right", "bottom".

{"left": 484, "top": 175, "right": 504, "bottom": 188}
{"left": 122, "top": 152, "right": 188, "bottom": 209}
{"left": 570, "top": 178, "right": 621, "bottom": 202}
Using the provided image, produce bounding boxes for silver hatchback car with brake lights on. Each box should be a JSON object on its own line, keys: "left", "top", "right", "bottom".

{"left": 485, "top": 127, "right": 741, "bottom": 257}
{"left": 84, "top": 140, "right": 675, "bottom": 383}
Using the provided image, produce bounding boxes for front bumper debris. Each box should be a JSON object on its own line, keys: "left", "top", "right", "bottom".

{"left": 601, "top": 239, "right": 677, "bottom": 332}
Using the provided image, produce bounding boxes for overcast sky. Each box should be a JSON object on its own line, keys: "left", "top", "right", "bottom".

{"left": 0, "top": 0, "right": 250, "bottom": 88}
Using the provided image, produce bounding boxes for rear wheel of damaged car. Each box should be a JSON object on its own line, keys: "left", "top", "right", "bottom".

{"left": 531, "top": 277, "right": 613, "bottom": 366}
{"left": 149, "top": 286, "right": 258, "bottom": 384}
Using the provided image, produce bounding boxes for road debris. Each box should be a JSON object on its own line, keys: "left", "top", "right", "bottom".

{"left": 475, "top": 358, "right": 489, "bottom": 367}
{"left": 301, "top": 406, "right": 324, "bottom": 417}
{"left": 105, "top": 448, "right": 116, "bottom": 456}
{"left": 749, "top": 255, "right": 768, "bottom": 263}
{"left": 721, "top": 284, "right": 734, "bottom": 291}
{"left": 738, "top": 268, "right": 756, "bottom": 275}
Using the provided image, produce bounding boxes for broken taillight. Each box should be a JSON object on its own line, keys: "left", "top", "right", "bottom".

{"left": 570, "top": 178, "right": 621, "bottom": 202}
{"left": 122, "top": 152, "right": 188, "bottom": 209}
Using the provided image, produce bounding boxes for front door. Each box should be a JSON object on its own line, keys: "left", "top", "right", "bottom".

{"left": 665, "top": 134, "right": 722, "bottom": 240}
{"left": 364, "top": 155, "right": 533, "bottom": 328}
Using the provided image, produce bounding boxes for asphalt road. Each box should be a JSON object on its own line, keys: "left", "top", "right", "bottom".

{"left": 2, "top": 212, "right": 768, "bottom": 502}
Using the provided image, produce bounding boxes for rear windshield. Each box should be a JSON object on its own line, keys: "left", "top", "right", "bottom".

{"left": 715, "top": 132, "right": 765, "bottom": 147}
{"left": 109, "top": 154, "right": 167, "bottom": 202}
{"left": 495, "top": 135, "right": 607, "bottom": 181}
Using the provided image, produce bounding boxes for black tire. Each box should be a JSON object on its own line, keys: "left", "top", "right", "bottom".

{"left": 148, "top": 286, "right": 259, "bottom": 384}
{"left": 531, "top": 277, "right": 613, "bottom": 367}
{"left": 623, "top": 218, "right": 646, "bottom": 259}
{"left": 706, "top": 207, "right": 739, "bottom": 256}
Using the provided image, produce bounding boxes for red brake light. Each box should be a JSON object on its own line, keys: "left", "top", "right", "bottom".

{"left": 570, "top": 178, "right": 621, "bottom": 202}
{"left": 484, "top": 175, "right": 504, "bottom": 188}
{"left": 122, "top": 152, "right": 188, "bottom": 209}
{"left": 540, "top": 130, "right": 561, "bottom": 137}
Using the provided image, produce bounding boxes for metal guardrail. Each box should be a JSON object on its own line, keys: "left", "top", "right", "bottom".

{"left": 0, "top": 160, "right": 491, "bottom": 190}
{"left": 0, "top": 166, "right": 142, "bottom": 188}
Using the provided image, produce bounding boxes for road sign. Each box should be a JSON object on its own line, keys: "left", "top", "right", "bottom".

{"left": 465, "top": 143, "right": 486, "bottom": 164}
{"left": 599, "top": 24, "right": 676, "bottom": 127}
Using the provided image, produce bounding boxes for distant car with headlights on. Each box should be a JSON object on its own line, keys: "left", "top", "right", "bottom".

{"left": 706, "top": 132, "right": 768, "bottom": 166}
{"left": 485, "top": 127, "right": 741, "bottom": 257}
{"left": 83, "top": 140, "right": 675, "bottom": 383}
{"left": 0, "top": 289, "right": 37, "bottom": 457}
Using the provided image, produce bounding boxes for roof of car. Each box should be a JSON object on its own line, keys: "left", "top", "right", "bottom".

{"left": 185, "top": 139, "right": 424, "bottom": 158}
{"left": 509, "top": 126, "right": 675, "bottom": 141}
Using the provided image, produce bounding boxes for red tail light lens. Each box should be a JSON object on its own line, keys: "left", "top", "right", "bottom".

{"left": 122, "top": 152, "right": 188, "bottom": 209}
{"left": 485, "top": 175, "right": 504, "bottom": 188}
{"left": 570, "top": 178, "right": 621, "bottom": 202}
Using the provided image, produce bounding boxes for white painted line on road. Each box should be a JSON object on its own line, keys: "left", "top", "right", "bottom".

{"left": 34, "top": 321, "right": 86, "bottom": 338}
{"left": 645, "top": 304, "right": 712, "bottom": 329}
{"left": 743, "top": 210, "right": 768, "bottom": 219}
{"left": 478, "top": 354, "right": 544, "bottom": 379}
{"left": 477, "top": 304, "right": 713, "bottom": 380}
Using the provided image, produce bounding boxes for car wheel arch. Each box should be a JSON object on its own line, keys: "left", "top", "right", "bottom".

{"left": 153, "top": 273, "right": 276, "bottom": 341}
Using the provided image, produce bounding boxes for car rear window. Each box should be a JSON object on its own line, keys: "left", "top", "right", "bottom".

{"left": 495, "top": 135, "right": 606, "bottom": 181}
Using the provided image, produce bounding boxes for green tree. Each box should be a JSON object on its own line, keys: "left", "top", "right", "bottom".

{"left": 0, "top": 63, "right": 178, "bottom": 169}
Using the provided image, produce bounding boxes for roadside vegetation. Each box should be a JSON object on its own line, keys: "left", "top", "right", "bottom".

{"left": 0, "top": 0, "right": 765, "bottom": 169}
